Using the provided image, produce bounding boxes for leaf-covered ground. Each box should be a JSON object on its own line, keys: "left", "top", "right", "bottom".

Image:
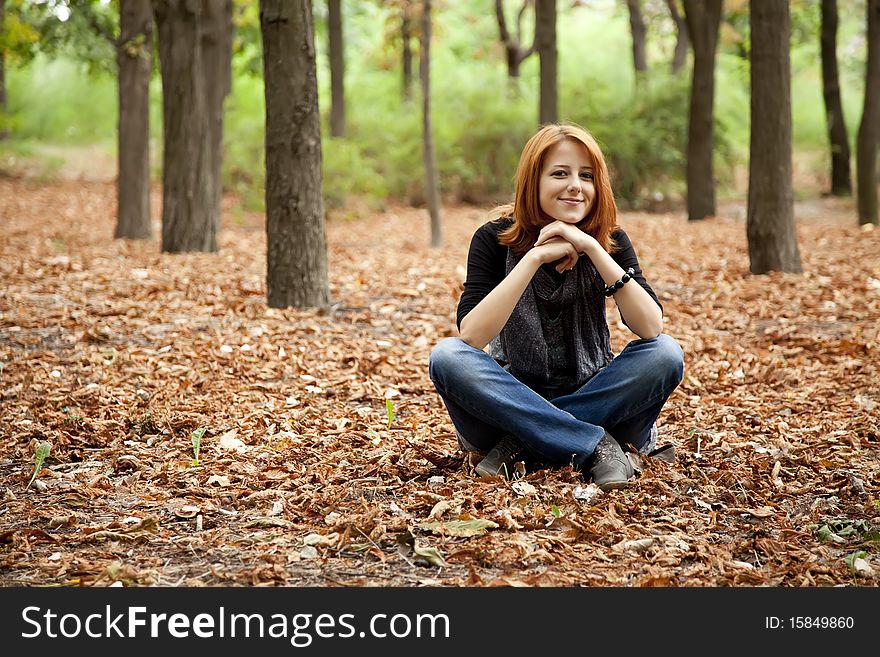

{"left": 1, "top": 178, "right": 878, "bottom": 587}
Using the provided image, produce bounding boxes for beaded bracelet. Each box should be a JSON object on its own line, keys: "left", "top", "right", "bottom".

{"left": 604, "top": 267, "right": 635, "bottom": 297}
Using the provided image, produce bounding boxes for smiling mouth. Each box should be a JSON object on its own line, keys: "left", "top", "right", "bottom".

{"left": 559, "top": 199, "right": 582, "bottom": 205}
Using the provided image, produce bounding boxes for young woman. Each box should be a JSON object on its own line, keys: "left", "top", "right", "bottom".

{"left": 429, "top": 123, "right": 684, "bottom": 490}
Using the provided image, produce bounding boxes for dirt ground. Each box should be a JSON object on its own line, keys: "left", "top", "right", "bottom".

{"left": 0, "top": 177, "right": 878, "bottom": 587}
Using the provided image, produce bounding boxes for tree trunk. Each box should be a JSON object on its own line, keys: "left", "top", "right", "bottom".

{"left": 495, "top": 0, "right": 536, "bottom": 80}
{"left": 536, "top": 0, "right": 557, "bottom": 124}
{"left": 747, "top": 0, "right": 802, "bottom": 274}
{"left": 328, "top": 0, "right": 345, "bottom": 137}
{"left": 821, "top": 0, "right": 852, "bottom": 197}
{"left": 683, "top": 0, "right": 721, "bottom": 221}
{"left": 666, "top": 0, "right": 689, "bottom": 74}
{"left": 421, "top": 0, "right": 442, "bottom": 248}
{"left": 153, "top": 0, "right": 217, "bottom": 253}
{"left": 201, "top": 0, "right": 233, "bottom": 243}
{"left": 857, "top": 0, "right": 880, "bottom": 225}
{"left": 260, "top": 0, "right": 329, "bottom": 308}
{"left": 0, "top": 0, "right": 9, "bottom": 140}
{"left": 402, "top": 1, "right": 413, "bottom": 102}
{"left": 626, "top": 0, "right": 648, "bottom": 85}
{"left": 115, "top": 0, "right": 153, "bottom": 240}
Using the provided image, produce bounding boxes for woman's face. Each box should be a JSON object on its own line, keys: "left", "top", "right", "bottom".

{"left": 538, "top": 139, "right": 596, "bottom": 225}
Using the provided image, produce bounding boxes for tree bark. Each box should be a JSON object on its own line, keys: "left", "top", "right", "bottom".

{"left": 666, "top": 0, "right": 689, "bottom": 74}
{"left": 857, "top": 0, "right": 880, "bottom": 225}
{"left": 153, "top": 0, "right": 217, "bottom": 253}
{"left": 115, "top": 0, "right": 153, "bottom": 240}
{"left": 625, "top": 0, "right": 648, "bottom": 85}
{"left": 402, "top": 1, "right": 413, "bottom": 102}
{"left": 328, "top": 0, "right": 345, "bottom": 137}
{"left": 260, "top": 0, "right": 329, "bottom": 308}
{"left": 421, "top": 0, "right": 442, "bottom": 248}
{"left": 495, "top": 0, "right": 536, "bottom": 79}
{"left": 747, "top": 0, "right": 802, "bottom": 274}
{"left": 536, "top": 0, "right": 557, "bottom": 124}
{"left": 821, "top": 0, "right": 852, "bottom": 197}
{"left": 201, "top": 0, "right": 233, "bottom": 242}
{"left": 682, "top": 0, "right": 721, "bottom": 221}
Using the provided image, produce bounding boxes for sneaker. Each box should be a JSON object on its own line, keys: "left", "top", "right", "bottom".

{"left": 589, "top": 432, "right": 635, "bottom": 491}
{"left": 475, "top": 435, "right": 527, "bottom": 480}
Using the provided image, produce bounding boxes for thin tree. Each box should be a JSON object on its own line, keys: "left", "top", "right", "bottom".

{"left": 421, "top": 0, "right": 441, "bottom": 248}
{"left": 857, "top": 0, "right": 880, "bottom": 225}
{"left": 115, "top": 0, "right": 153, "bottom": 240}
{"left": 153, "top": 0, "right": 216, "bottom": 252}
{"left": 747, "top": 0, "right": 802, "bottom": 274}
{"left": 536, "top": 0, "right": 557, "bottom": 124}
{"left": 682, "top": 0, "right": 721, "bottom": 221}
{"left": 625, "top": 0, "right": 647, "bottom": 86}
{"left": 665, "top": 0, "right": 688, "bottom": 74}
{"left": 201, "top": 0, "right": 234, "bottom": 237}
{"left": 0, "top": 0, "right": 8, "bottom": 140}
{"left": 821, "top": 0, "right": 852, "bottom": 197}
{"left": 401, "top": 0, "right": 414, "bottom": 102}
{"left": 495, "top": 0, "right": 536, "bottom": 79}
{"left": 260, "top": 0, "right": 329, "bottom": 308}
{"left": 328, "top": 0, "right": 345, "bottom": 137}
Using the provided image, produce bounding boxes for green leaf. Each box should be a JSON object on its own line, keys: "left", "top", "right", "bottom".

{"left": 417, "top": 519, "right": 499, "bottom": 537}
{"left": 26, "top": 441, "right": 51, "bottom": 490}
{"left": 845, "top": 551, "right": 868, "bottom": 572}
{"left": 191, "top": 427, "right": 206, "bottom": 465}
{"left": 551, "top": 504, "right": 561, "bottom": 518}
{"left": 815, "top": 525, "right": 846, "bottom": 544}
{"left": 386, "top": 399, "right": 395, "bottom": 428}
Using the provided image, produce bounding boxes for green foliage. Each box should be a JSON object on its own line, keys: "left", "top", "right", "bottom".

{"left": 191, "top": 427, "right": 206, "bottom": 466}
{"left": 0, "top": 0, "right": 42, "bottom": 62}
{"left": 385, "top": 399, "right": 395, "bottom": 428}
{"left": 3, "top": 0, "right": 117, "bottom": 73}
{"left": 2, "top": 0, "right": 872, "bottom": 208}
{"left": 811, "top": 518, "right": 880, "bottom": 546}
{"left": 26, "top": 441, "right": 52, "bottom": 490}
{"left": 7, "top": 55, "right": 117, "bottom": 143}
{"left": 844, "top": 550, "right": 868, "bottom": 574}
{"left": 231, "top": 0, "right": 262, "bottom": 78}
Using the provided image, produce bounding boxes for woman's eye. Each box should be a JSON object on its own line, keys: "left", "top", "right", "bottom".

{"left": 581, "top": 172, "right": 594, "bottom": 180}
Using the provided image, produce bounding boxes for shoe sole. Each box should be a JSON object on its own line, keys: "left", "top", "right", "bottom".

{"left": 597, "top": 478, "right": 633, "bottom": 492}
{"left": 474, "top": 465, "right": 505, "bottom": 479}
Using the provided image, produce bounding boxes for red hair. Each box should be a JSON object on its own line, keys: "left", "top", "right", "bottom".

{"left": 495, "top": 123, "right": 618, "bottom": 256}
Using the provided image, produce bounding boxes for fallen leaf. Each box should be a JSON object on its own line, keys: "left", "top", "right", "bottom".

{"left": 218, "top": 430, "right": 247, "bottom": 452}
{"left": 417, "top": 519, "right": 499, "bottom": 537}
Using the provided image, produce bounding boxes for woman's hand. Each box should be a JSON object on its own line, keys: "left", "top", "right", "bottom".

{"left": 534, "top": 220, "right": 597, "bottom": 256}
{"left": 529, "top": 237, "right": 579, "bottom": 273}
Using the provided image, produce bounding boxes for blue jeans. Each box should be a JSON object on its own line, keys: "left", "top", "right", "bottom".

{"left": 428, "top": 335, "right": 684, "bottom": 471}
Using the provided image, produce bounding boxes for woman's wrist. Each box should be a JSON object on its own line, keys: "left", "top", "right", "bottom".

{"left": 576, "top": 234, "right": 601, "bottom": 258}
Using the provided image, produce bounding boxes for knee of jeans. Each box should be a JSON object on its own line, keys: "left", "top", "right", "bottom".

{"left": 652, "top": 334, "right": 684, "bottom": 385}
{"left": 428, "top": 337, "right": 468, "bottom": 382}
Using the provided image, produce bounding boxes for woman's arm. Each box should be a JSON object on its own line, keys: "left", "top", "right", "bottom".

{"left": 535, "top": 222, "right": 663, "bottom": 339}
{"left": 459, "top": 238, "right": 579, "bottom": 350}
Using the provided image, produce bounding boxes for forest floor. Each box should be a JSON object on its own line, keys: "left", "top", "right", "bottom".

{"left": 1, "top": 177, "right": 878, "bottom": 587}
